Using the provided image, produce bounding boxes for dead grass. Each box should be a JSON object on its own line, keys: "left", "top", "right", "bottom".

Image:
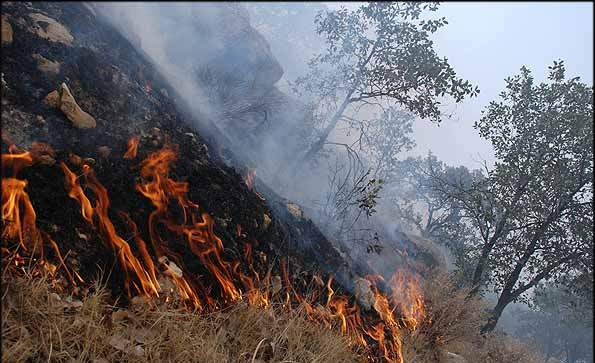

{"left": 400, "top": 270, "right": 542, "bottom": 363}
{"left": 1, "top": 274, "right": 361, "bottom": 363}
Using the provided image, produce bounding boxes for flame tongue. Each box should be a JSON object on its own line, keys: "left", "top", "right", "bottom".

{"left": 2, "top": 144, "right": 74, "bottom": 284}
{"left": 1, "top": 178, "right": 40, "bottom": 251}
{"left": 123, "top": 135, "right": 140, "bottom": 159}
{"left": 60, "top": 162, "right": 159, "bottom": 297}
{"left": 136, "top": 147, "right": 242, "bottom": 306}
{"left": 390, "top": 269, "right": 425, "bottom": 331}
{"left": 4, "top": 139, "right": 428, "bottom": 362}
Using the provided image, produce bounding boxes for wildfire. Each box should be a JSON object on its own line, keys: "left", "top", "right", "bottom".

{"left": 123, "top": 135, "right": 140, "bottom": 159}
{"left": 244, "top": 168, "right": 266, "bottom": 201}
{"left": 1, "top": 144, "right": 75, "bottom": 284}
{"left": 2, "top": 139, "right": 427, "bottom": 363}
{"left": 390, "top": 268, "right": 425, "bottom": 331}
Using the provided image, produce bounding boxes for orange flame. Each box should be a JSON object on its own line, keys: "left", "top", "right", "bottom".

{"left": 123, "top": 135, "right": 140, "bottom": 159}
{"left": 389, "top": 269, "right": 425, "bottom": 331}
{"left": 60, "top": 162, "right": 159, "bottom": 297}
{"left": 60, "top": 162, "right": 94, "bottom": 223}
{"left": 135, "top": 146, "right": 243, "bottom": 306}
{"left": 2, "top": 145, "right": 75, "bottom": 285}
{"left": 243, "top": 168, "right": 266, "bottom": 201}
{"left": 1, "top": 178, "right": 41, "bottom": 251}
{"left": 4, "top": 139, "right": 427, "bottom": 363}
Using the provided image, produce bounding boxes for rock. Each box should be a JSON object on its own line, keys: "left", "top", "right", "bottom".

{"left": 443, "top": 352, "right": 467, "bottom": 363}
{"left": 1, "top": 15, "right": 13, "bottom": 45}
{"left": 32, "top": 53, "right": 61, "bottom": 75}
{"left": 286, "top": 203, "right": 303, "bottom": 219}
{"left": 44, "top": 90, "right": 60, "bottom": 107}
{"left": 28, "top": 13, "right": 73, "bottom": 45}
{"left": 354, "top": 277, "right": 375, "bottom": 311}
{"left": 45, "top": 83, "right": 96, "bottom": 128}
{"left": 57, "top": 83, "right": 96, "bottom": 128}
{"left": 1, "top": 73, "right": 7, "bottom": 91}
{"left": 159, "top": 256, "right": 183, "bottom": 278}
{"left": 97, "top": 146, "right": 111, "bottom": 158}
{"left": 37, "top": 154, "right": 56, "bottom": 166}
{"left": 68, "top": 153, "right": 82, "bottom": 166}
{"left": 35, "top": 115, "right": 45, "bottom": 126}
{"left": 262, "top": 213, "right": 271, "bottom": 230}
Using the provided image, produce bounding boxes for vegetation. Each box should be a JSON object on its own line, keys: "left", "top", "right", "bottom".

{"left": 393, "top": 62, "right": 593, "bottom": 333}
{"left": 1, "top": 274, "right": 359, "bottom": 363}
{"left": 2, "top": 269, "right": 543, "bottom": 363}
{"left": 292, "top": 2, "right": 479, "bottom": 164}
{"left": 515, "top": 283, "right": 593, "bottom": 363}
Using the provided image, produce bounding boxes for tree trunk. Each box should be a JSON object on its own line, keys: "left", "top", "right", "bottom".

{"left": 299, "top": 87, "right": 357, "bottom": 164}
{"left": 481, "top": 292, "right": 511, "bottom": 333}
{"left": 298, "top": 41, "right": 379, "bottom": 165}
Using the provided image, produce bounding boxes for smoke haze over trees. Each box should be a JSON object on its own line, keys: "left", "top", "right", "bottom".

{"left": 68, "top": 2, "right": 594, "bottom": 361}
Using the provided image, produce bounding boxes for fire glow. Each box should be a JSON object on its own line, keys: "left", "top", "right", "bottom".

{"left": 1, "top": 138, "right": 426, "bottom": 362}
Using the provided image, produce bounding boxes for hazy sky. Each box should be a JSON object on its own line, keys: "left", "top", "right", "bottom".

{"left": 327, "top": 2, "right": 594, "bottom": 169}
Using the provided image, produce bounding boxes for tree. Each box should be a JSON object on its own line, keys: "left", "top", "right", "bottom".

{"left": 292, "top": 2, "right": 479, "bottom": 164}
{"left": 420, "top": 61, "right": 593, "bottom": 333}
{"left": 390, "top": 153, "right": 486, "bottom": 287}
{"left": 515, "top": 282, "right": 593, "bottom": 363}
{"left": 393, "top": 61, "right": 593, "bottom": 333}
{"left": 474, "top": 61, "right": 593, "bottom": 332}
{"left": 354, "top": 107, "right": 416, "bottom": 181}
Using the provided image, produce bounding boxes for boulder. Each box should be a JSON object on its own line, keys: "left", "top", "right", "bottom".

{"left": 354, "top": 277, "right": 375, "bottom": 311}
{"left": 32, "top": 53, "right": 61, "bottom": 75}
{"left": 45, "top": 83, "right": 96, "bottom": 129}
{"left": 28, "top": 13, "right": 73, "bottom": 45}
{"left": 1, "top": 15, "right": 13, "bottom": 45}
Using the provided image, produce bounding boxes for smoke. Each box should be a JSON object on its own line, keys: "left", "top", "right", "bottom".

{"left": 89, "top": 2, "right": 441, "bottom": 289}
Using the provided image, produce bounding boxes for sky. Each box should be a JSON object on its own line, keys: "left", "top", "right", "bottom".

{"left": 326, "top": 2, "right": 594, "bottom": 169}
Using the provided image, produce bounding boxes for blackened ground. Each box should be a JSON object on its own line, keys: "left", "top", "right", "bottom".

{"left": 1, "top": 2, "right": 353, "bottom": 302}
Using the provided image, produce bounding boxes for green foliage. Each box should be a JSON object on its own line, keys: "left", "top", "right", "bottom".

{"left": 293, "top": 1, "right": 479, "bottom": 162}
{"left": 394, "top": 61, "right": 593, "bottom": 332}
{"left": 474, "top": 60, "right": 593, "bottom": 300}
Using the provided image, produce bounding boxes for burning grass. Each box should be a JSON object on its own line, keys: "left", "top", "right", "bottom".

{"left": 1, "top": 140, "right": 426, "bottom": 362}
{"left": 1, "top": 272, "right": 361, "bottom": 363}
{"left": 1, "top": 140, "right": 542, "bottom": 363}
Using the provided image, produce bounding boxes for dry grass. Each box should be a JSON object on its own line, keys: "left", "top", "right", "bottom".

{"left": 400, "top": 270, "right": 542, "bottom": 363}
{"left": 1, "top": 274, "right": 361, "bottom": 363}
{"left": 2, "top": 267, "right": 543, "bottom": 363}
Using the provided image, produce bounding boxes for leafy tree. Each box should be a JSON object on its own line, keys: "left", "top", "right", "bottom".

{"left": 394, "top": 61, "right": 593, "bottom": 333}
{"left": 390, "top": 153, "right": 486, "bottom": 287}
{"left": 354, "top": 107, "right": 416, "bottom": 181}
{"left": 292, "top": 2, "right": 479, "bottom": 164}
{"left": 515, "top": 283, "right": 593, "bottom": 363}
{"left": 473, "top": 61, "right": 593, "bottom": 332}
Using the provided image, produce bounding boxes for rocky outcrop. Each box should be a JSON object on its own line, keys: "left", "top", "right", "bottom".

{"left": 354, "top": 277, "right": 375, "bottom": 311}
{"left": 1, "top": 1, "right": 348, "bottom": 296}
{"left": 32, "top": 53, "right": 61, "bottom": 75}
{"left": 27, "top": 12, "right": 73, "bottom": 45}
